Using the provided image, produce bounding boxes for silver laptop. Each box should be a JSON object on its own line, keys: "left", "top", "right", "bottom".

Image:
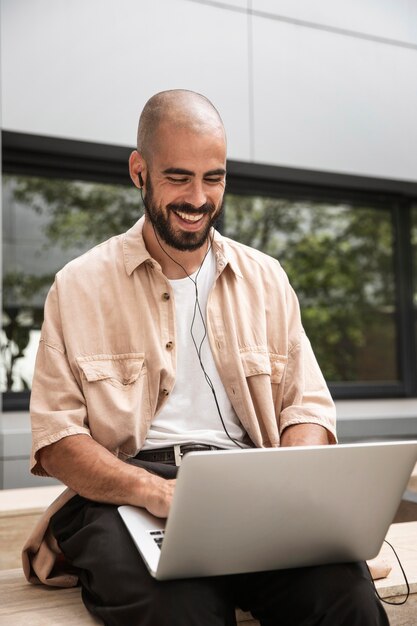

{"left": 118, "top": 441, "right": 417, "bottom": 580}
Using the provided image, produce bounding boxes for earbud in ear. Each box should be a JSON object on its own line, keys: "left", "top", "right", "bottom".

{"left": 138, "top": 172, "right": 144, "bottom": 188}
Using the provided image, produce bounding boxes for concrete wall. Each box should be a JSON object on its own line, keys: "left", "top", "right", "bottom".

{"left": 0, "top": 412, "right": 58, "bottom": 488}
{"left": 1, "top": 0, "right": 417, "bottom": 181}
{"left": 2, "top": 403, "right": 417, "bottom": 488}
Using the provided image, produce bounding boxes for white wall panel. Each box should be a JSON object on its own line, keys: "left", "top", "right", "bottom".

{"left": 253, "top": 0, "right": 417, "bottom": 46}
{"left": 203, "top": 0, "right": 248, "bottom": 7}
{"left": 0, "top": 0, "right": 251, "bottom": 160}
{"left": 252, "top": 15, "right": 417, "bottom": 180}
{"left": 188, "top": 0, "right": 248, "bottom": 7}
{"left": 2, "top": 0, "right": 417, "bottom": 180}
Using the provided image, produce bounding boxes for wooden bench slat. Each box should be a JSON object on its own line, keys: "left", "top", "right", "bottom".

{"left": 375, "top": 522, "right": 417, "bottom": 598}
{"left": 0, "top": 485, "right": 66, "bottom": 570}
{"left": 0, "top": 513, "right": 43, "bottom": 570}
{"left": 0, "top": 569, "right": 100, "bottom": 625}
{"left": 0, "top": 569, "right": 258, "bottom": 625}
{"left": 2, "top": 561, "right": 417, "bottom": 626}
{"left": 374, "top": 522, "right": 417, "bottom": 626}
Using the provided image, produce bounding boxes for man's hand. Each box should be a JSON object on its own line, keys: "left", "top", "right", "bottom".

{"left": 39, "top": 434, "right": 176, "bottom": 517}
{"left": 141, "top": 473, "right": 176, "bottom": 518}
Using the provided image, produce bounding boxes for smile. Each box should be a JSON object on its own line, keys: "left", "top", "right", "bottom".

{"left": 173, "top": 210, "right": 205, "bottom": 223}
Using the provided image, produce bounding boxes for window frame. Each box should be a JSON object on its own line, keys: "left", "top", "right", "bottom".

{"left": 3, "top": 130, "right": 417, "bottom": 410}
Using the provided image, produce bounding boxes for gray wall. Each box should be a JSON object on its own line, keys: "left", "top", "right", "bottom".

{"left": 2, "top": 402, "right": 417, "bottom": 488}
{"left": 1, "top": 0, "right": 417, "bottom": 180}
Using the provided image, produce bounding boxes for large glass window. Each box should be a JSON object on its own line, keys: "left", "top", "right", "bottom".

{"left": 224, "top": 194, "right": 397, "bottom": 384}
{"left": 2, "top": 174, "right": 142, "bottom": 394}
{"left": 1, "top": 162, "right": 414, "bottom": 407}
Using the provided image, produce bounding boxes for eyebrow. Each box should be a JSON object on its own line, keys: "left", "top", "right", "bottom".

{"left": 162, "top": 167, "right": 226, "bottom": 177}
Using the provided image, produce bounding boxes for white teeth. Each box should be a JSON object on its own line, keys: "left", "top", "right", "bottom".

{"left": 175, "top": 211, "right": 204, "bottom": 222}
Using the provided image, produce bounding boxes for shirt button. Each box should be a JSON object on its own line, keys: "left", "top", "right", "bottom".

{"left": 165, "top": 341, "right": 174, "bottom": 350}
{"left": 162, "top": 292, "right": 170, "bottom": 301}
{"left": 161, "top": 388, "right": 169, "bottom": 396}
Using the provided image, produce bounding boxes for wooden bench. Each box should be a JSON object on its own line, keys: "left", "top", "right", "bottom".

{"left": 1, "top": 469, "right": 416, "bottom": 626}
{"left": 0, "top": 523, "right": 416, "bottom": 625}
{"left": 0, "top": 485, "right": 66, "bottom": 570}
{"left": 0, "top": 570, "right": 259, "bottom": 625}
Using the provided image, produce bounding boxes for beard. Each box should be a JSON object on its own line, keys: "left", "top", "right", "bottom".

{"left": 142, "top": 175, "right": 224, "bottom": 251}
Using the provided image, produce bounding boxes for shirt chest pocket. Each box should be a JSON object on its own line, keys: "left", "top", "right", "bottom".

{"left": 77, "top": 353, "right": 145, "bottom": 388}
{"left": 76, "top": 353, "right": 151, "bottom": 455}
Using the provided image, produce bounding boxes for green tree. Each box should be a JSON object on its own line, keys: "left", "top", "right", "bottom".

{"left": 224, "top": 195, "right": 395, "bottom": 382}
{"left": 12, "top": 176, "right": 142, "bottom": 248}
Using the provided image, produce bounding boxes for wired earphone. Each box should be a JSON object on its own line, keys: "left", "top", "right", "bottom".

{"left": 138, "top": 173, "right": 244, "bottom": 449}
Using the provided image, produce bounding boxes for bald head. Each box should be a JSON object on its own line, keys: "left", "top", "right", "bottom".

{"left": 137, "top": 89, "right": 226, "bottom": 162}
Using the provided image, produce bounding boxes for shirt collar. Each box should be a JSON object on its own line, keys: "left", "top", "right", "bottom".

{"left": 123, "top": 216, "right": 152, "bottom": 276}
{"left": 123, "top": 215, "right": 243, "bottom": 279}
{"left": 212, "top": 229, "right": 244, "bottom": 278}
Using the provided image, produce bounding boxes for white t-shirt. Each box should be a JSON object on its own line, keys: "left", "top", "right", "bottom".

{"left": 142, "top": 248, "right": 249, "bottom": 450}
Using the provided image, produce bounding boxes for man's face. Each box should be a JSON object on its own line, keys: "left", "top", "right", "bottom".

{"left": 142, "top": 123, "right": 227, "bottom": 251}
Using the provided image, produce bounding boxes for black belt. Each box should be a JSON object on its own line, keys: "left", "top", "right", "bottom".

{"left": 135, "top": 444, "right": 223, "bottom": 466}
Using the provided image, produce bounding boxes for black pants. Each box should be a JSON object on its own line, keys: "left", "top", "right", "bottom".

{"left": 50, "top": 459, "right": 389, "bottom": 626}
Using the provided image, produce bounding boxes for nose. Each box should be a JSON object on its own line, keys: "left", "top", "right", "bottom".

{"left": 183, "top": 179, "right": 207, "bottom": 208}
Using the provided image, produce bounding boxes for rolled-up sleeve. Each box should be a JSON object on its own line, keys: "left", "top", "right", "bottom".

{"left": 30, "top": 280, "right": 90, "bottom": 476}
{"left": 279, "top": 330, "right": 337, "bottom": 443}
{"left": 276, "top": 275, "right": 337, "bottom": 443}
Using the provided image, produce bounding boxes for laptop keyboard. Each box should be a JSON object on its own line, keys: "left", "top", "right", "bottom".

{"left": 149, "top": 529, "right": 165, "bottom": 549}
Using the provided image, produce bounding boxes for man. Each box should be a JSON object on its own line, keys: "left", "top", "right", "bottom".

{"left": 26, "top": 90, "right": 388, "bottom": 625}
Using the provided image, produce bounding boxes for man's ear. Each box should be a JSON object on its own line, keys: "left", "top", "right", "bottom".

{"left": 128, "top": 150, "right": 146, "bottom": 188}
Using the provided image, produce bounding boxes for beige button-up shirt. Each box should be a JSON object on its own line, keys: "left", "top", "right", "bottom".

{"left": 30, "top": 216, "right": 336, "bottom": 475}
{"left": 23, "top": 216, "right": 336, "bottom": 586}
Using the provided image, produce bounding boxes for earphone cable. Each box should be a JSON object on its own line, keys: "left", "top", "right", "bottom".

{"left": 366, "top": 539, "right": 410, "bottom": 606}
{"left": 151, "top": 224, "right": 243, "bottom": 449}
{"left": 140, "top": 189, "right": 244, "bottom": 449}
